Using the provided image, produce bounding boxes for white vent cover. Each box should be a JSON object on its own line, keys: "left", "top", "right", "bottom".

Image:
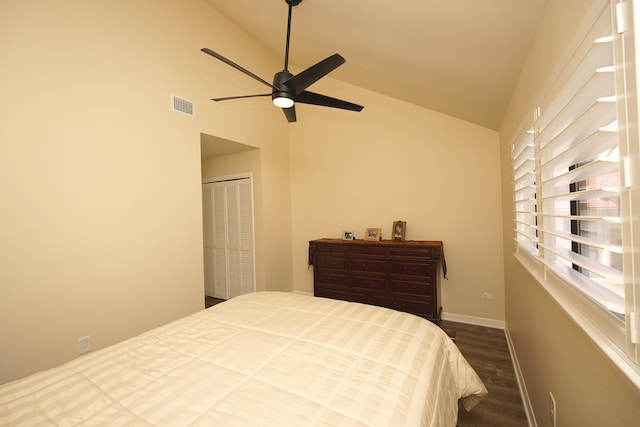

{"left": 171, "top": 94, "right": 195, "bottom": 117}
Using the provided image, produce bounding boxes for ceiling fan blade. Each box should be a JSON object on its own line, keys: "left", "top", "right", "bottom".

{"left": 201, "top": 48, "right": 277, "bottom": 90}
{"left": 282, "top": 105, "right": 297, "bottom": 122}
{"left": 211, "top": 94, "right": 271, "bottom": 102}
{"left": 283, "top": 54, "right": 346, "bottom": 95}
{"left": 296, "top": 91, "right": 364, "bottom": 112}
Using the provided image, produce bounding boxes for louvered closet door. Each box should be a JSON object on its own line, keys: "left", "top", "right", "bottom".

{"left": 236, "top": 179, "right": 254, "bottom": 296}
{"left": 212, "top": 184, "right": 228, "bottom": 298}
{"left": 202, "top": 177, "right": 255, "bottom": 299}
{"left": 202, "top": 185, "right": 215, "bottom": 297}
{"left": 202, "top": 182, "right": 228, "bottom": 299}
{"left": 225, "top": 179, "right": 255, "bottom": 297}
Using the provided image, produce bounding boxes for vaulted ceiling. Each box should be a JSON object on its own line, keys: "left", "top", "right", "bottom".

{"left": 204, "top": 0, "right": 547, "bottom": 130}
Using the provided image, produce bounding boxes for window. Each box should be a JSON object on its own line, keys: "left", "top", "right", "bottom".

{"left": 511, "top": 0, "right": 640, "bottom": 383}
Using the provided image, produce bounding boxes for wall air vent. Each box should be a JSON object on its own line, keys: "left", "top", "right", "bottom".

{"left": 171, "top": 94, "right": 195, "bottom": 117}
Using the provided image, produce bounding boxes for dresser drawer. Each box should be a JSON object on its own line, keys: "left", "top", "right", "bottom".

{"left": 349, "top": 245, "right": 386, "bottom": 256}
{"left": 350, "top": 258, "right": 386, "bottom": 273}
{"left": 390, "top": 261, "right": 434, "bottom": 278}
{"left": 369, "top": 294, "right": 434, "bottom": 316}
{"left": 315, "top": 287, "right": 366, "bottom": 303}
{"left": 316, "top": 256, "right": 347, "bottom": 270}
{"left": 351, "top": 274, "right": 386, "bottom": 291}
{"left": 317, "top": 270, "right": 347, "bottom": 286}
{"left": 316, "top": 244, "right": 348, "bottom": 254}
{"left": 389, "top": 279, "right": 433, "bottom": 296}
{"left": 388, "top": 247, "right": 438, "bottom": 259}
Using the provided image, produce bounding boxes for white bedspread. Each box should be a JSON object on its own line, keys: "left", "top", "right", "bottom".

{"left": 0, "top": 292, "right": 487, "bottom": 426}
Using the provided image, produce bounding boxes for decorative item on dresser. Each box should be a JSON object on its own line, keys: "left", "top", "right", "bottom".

{"left": 393, "top": 220, "right": 406, "bottom": 241}
{"left": 342, "top": 230, "right": 355, "bottom": 240}
{"left": 308, "top": 238, "right": 447, "bottom": 323}
{"left": 364, "top": 227, "right": 382, "bottom": 241}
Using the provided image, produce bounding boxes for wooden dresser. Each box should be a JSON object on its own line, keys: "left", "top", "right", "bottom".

{"left": 308, "top": 239, "right": 446, "bottom": 323}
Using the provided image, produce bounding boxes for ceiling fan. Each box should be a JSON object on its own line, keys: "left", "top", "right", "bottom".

{"left": 201, "top": 0, "right": 363, "bottom": 123}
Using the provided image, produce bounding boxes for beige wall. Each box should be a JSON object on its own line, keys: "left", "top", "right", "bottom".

{"left": 289, "top": 79, "right": 505, "bottom": 322}
{"left": 0, "top": 0, "right": 291, "bottom": 384}
{"left": 500, "top": 0, "right": 640, "bottom": 425}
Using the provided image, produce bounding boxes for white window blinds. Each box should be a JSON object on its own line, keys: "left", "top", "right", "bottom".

{"left": 512, "top": 3, "right": 625, "bottom": 317}
{"left": 538, "top": 9, "right": 623, "bottom": 317}
{"left": 512, "top": 128, "right": 537, "bottom": 256}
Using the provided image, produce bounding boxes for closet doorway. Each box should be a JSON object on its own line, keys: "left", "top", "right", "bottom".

{"left": 202, "top": 174, "right": 256, "bottom": 299}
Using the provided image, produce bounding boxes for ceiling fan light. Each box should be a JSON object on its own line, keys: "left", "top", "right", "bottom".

{"left": 273, "top": 96, "right": 294, "bottom": 108}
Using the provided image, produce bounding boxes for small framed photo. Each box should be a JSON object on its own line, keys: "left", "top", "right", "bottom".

{"left": 393, "top": 221, "right": 406, "bottom": 241}
{"left": 342, "top": 231, "right": 355, "bottom": 240}
{"left": 364, "top": 227, "right": 382, "bottom": 241}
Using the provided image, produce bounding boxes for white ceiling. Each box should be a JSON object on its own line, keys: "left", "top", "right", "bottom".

{"left": 203, "top": 0, "right": 547, "bottom": 130}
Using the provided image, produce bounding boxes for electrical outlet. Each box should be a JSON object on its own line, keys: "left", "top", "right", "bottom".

{"left": 549, "top": 392, "right": 557, "bottom": 427}
{"left": 481, "top": 291, "right": 494, "bottom": 300}
{"left": 78, "top": 335, "right": 92, "bottom": 354}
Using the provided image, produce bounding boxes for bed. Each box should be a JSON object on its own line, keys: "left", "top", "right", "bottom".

{"left": 0, "top": 292, "right": 487, "bottom": 426}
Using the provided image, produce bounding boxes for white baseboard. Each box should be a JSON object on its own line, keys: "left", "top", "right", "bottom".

{"left": 441, "top": 312, "right": 505, "bottom": 329}
{"left": 504, "top": 325, "right": 537, "bottom": 427}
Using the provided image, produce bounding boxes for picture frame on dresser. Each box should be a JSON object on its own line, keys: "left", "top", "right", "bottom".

{"left": 393, "top": 221, "right": 406, "bottom": 241}
{"left": 364, "top": 227, "right": 382, "bottom": 241}
{"left": 342, "top": 231, "right": 355, "bottom": 240}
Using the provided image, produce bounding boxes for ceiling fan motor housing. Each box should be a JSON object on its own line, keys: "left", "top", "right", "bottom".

{"left": 272, "top": 70, "right": 295, "bottom": 103}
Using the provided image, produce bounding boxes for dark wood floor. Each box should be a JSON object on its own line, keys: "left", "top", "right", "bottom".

{"left": 205, "top": 296, "right": 225, "bottom": 308}
{"left": 442, "top": 320, "right": 529, "bottom": 427}
{"left": 205, "top": 297, "right": 528, "bottom": 426}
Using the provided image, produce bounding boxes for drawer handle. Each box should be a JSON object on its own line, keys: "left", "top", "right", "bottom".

{"left": 401, "top": 266, "right": 417, "bottom": 273}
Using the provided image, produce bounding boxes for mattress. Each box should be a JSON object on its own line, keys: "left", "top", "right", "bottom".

{"left": 0, "top": 292, "right": 487, "bottom": 426}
